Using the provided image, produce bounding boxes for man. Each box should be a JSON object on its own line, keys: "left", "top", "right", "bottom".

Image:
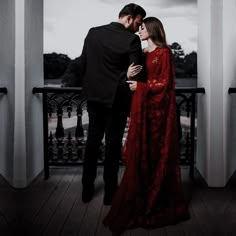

{"left": 78, "top": 3, "right": 146, "bottom": 205}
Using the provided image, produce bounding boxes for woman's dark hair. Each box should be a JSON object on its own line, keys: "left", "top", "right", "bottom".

{"left": 119, "top": 3, "right": 146, "bottom": 19}
{"left": 143, "top": 17, "right": 167, "bottom": 48}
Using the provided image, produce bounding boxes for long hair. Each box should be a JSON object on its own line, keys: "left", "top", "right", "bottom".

{"left": 143, "top": 17, "right": 167, "bottom": 48}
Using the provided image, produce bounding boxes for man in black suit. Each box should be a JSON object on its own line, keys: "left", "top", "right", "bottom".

{"left": 78, "top": 3, "right": 146, "bottom": 205}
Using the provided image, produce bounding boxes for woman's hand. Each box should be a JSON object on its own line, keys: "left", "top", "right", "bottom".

{"left": 126, "top": 80, "right": 137, "bottom": 91}
{"left": 127, "top": 63, "right": 142, "bottom": 79}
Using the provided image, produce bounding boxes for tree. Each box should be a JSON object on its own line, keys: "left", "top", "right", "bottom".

{"left": 61, "top": 57, "right": 83, "bottom": 87}
{"left": 170, "top": 42, "right": 185, "bottom": 60}
{"left": 184, "top": 51, "right": 197, "bottom": 77}
{"left": 170, "top": 42, "right": 185, "bottom": 78}
{"left": 44, "top": 53, "right": 71, "bottom": 79}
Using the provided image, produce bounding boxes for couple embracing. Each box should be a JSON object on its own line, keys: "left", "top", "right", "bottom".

{"left": 77, "top": 3, "right": 190, "bottom": 235}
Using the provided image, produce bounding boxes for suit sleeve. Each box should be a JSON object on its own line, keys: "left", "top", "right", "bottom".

{"left": 78, "top": 29, "right": 91, "bottom": 79}
{"left": 129, "top": 35, "right": 146, "bottom": 81}
{"left": 129, "top": 35, "right": 143, "bottom": 65}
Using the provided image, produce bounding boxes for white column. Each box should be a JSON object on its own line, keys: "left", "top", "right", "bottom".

{"left": 223, "top": 0, "right": 236, "bottom": 181}
{"left": 197, "top": 0, "right": 236, "bottom": 186}
{"left": 0, "top": 0, "right": 44, "bottom": 187}
{"left": 0, "top": 0, "right": 15, "bottom": 184}
{"left": 209, "top": 0, "right": 225, "bottom": 186}
{"left": 24, "top": 0, "right": 44, "bottom": 186}
{"left": 13, "top": 0, "right": 27, "bottom": 187}
{"left": 197, "top": 0, "right": 225, "bottom": 186}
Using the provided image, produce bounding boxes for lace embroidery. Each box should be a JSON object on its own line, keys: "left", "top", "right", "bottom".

{"left": 151, "top": 49, "right": 163, "bottom": 64}
{"left": 148, "top": 79, "right": 165, "bottom": 88}
{"left": 152, "top": 57, "right": 158, "bottom": 64}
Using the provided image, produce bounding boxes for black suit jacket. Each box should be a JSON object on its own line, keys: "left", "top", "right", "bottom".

{"left": 78, "top": 22, "right": 143, "bottom": 109}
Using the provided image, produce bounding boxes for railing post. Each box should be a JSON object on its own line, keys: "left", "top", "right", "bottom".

{"left": 43, "top": 92, "right": 49, "bottom": 179}
{"left": 190, "top": 93, "right": 196, "bottom": 179}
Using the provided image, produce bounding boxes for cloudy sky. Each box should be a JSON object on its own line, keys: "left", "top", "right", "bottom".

{"left": 44, "top": 0, "right": 197, "bottom": 59}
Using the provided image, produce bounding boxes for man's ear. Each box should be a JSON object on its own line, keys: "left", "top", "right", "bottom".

{"left": 127, "top": 15, "right": 133, "bottom": 24}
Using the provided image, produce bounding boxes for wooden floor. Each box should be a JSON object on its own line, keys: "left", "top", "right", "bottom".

{"left": 0, "top": 167, "right": 236, "bottom": 236}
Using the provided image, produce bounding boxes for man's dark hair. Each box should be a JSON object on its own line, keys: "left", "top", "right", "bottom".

{"left": 118, "top": 3, "right": 146, "bottom": 19}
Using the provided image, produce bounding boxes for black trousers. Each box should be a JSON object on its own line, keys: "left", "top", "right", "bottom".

{"left": 82, "top": 100, "right": 129, "bottom": 193}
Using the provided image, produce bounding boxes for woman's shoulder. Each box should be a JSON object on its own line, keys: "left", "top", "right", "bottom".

{"left": 160, "top": 46, "right": 172, "bottom": 55}
{"left": 154, "top": 47, "right": 172, "bottom": 61}
{"left": 143, "top": 46, "right": 172, "bottom": 57}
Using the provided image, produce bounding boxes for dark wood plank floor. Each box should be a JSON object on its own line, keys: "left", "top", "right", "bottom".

{"left": 0, "top": 167, "right": 236, "bottom": 236}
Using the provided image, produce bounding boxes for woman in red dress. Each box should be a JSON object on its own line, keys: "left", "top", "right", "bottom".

{"left": 103, "top": 17, "right": 190, "bottom": 235}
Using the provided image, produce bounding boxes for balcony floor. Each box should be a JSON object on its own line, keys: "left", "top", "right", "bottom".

{"left": 0, "top": 167, "right": 236, "bottom": 236}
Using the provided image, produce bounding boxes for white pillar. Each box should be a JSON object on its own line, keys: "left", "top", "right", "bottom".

{"left": 197, "top": 0, "right": 224, "bottom": 186}
{"left": 223, "top": 0, "right": 236, "bottom": 181}
{"left": 0, "top": 0, "right": 44, "bottom": 188}
{"left": 197, "top": 0, "right": 236, "bottom": 186}
{"left": 0, "top": 0, "right": 15, "bottom": 184}
{"left": 13, "top": 0, "right": 27, "bottom": 187}
{"left": 24, "top": 0, "right": 44, "bottom": 186}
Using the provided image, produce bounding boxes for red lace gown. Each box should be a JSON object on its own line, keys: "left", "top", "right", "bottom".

{"left": 103, "top": 47, "right": 190, "bottom": 234}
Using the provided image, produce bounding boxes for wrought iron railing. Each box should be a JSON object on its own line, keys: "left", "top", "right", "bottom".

{"left": 33, "top": 86, "right": 205, "bottom": 179}
{"left": 176, "top": 87, "right": 205, "bottom": 178}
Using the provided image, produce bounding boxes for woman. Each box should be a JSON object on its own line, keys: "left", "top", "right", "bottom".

{"left": 103, "top": 17, "right": 190, "bottom": 234}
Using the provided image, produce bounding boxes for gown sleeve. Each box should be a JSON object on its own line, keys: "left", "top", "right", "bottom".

{"left": 139, "top": 48, "right": 174, "bottom": 94}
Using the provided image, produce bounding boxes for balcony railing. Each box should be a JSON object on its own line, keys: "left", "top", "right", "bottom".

{"left": 0, "top": 87, "right": 7, "bottom": 94}
{"left": 228, "top": 88, "right": 236, "bottom": 94}
{"left": 33, "top": 86, "right": 205, "bottom": 179}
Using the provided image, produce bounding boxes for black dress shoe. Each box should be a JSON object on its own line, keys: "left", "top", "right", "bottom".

{"left": 103, "top": 189, "right": 117, "bottom": 206}
{"left": 103, "top": 193, "right": 113, "bottom": 206}
{"left": 82, "top": 185, "right": 94, "bottom": 203}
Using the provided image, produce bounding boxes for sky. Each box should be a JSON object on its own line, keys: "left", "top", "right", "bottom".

{"left": 44, "top": 0, "right": 198, "bottom": 59}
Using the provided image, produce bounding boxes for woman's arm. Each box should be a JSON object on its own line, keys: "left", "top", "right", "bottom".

{"left": 147, "top": 48, "right": 174, "bottom": 94}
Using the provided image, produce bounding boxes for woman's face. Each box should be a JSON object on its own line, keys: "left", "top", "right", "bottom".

{"left": 139, "top": 23, "right": 149, "bottom": 41}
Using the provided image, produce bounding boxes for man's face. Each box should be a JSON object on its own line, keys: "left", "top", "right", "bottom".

{"left": 128, "top": 14, "right": 143, "bottom": 33}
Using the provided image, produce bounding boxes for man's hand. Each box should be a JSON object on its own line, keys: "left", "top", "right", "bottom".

{"left": 126, "top": 80, "right": 137, "bottom": 91}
